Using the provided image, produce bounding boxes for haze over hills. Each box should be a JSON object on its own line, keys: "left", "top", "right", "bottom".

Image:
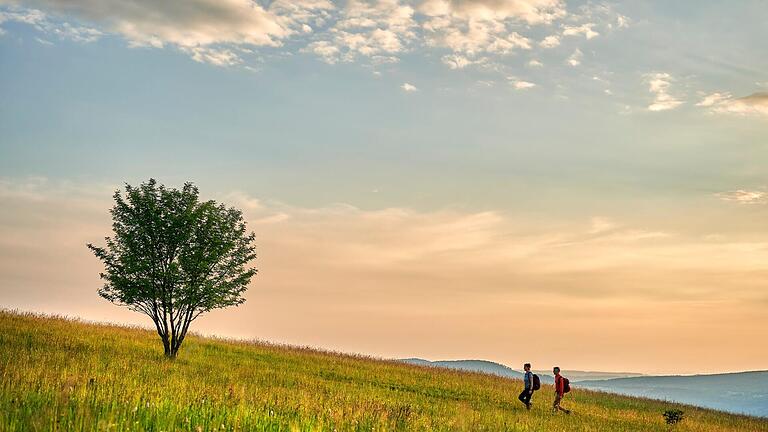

{"left": 399, "top": 358, "right": 643, "bottom": 384}
{"left": 400, "top": 358, "right": 768, "bottom": 417}
{"left": 577, "top": 371, "right": 768, "bottom": 418}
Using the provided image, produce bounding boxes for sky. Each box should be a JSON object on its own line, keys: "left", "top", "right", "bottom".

{"left": 1, "top": 0, "right": 767, "bottom": 375}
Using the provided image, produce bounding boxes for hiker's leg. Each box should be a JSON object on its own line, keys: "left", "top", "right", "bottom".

{"left": 554, "top": 395, "right": 569, "bottom": 413}
{"left": 518, "top": 389, "right": 529, "bottom": 405}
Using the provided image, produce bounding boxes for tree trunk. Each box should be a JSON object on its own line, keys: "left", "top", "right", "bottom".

{"left": 162, "top": 335, "right": 173, "bottom": 358}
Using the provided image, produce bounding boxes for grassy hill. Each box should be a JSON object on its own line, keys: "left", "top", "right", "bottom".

{"left": 1, "top": 311, "right": 767, "bottom": 431}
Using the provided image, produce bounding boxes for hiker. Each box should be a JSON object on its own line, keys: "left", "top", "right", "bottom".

{"left": 553, "top": 366, "right": 571, "bottom": 414}
{"left": 518, "top": 363, "right": 539, "bottom": 410}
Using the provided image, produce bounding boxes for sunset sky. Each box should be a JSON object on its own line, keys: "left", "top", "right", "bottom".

{"left": 1, "top": 0, "right": 767, "bottom": 375}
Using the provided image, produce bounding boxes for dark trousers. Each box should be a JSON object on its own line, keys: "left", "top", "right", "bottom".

{"left": 518, "top": 388, "right": 533, "bottom": 405}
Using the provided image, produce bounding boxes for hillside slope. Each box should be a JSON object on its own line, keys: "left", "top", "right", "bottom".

{"left": 1, "top": 311, "right": 766, "bottom": 431}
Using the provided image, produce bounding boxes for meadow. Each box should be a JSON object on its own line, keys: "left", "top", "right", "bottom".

{"left": 1, "top": 310, "right": 766, "bottom": 431}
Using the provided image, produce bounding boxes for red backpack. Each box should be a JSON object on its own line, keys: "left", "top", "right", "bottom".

{"left": 562, "top": 377, "right": 571, "bottom": 394}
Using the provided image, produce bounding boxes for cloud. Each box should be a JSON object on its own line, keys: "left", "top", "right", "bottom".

{"left": 527, "top": 58, "right": 543, "bottom": 67}
{"left": 698, "top": 92, "right": 768, "bottom": 117}
{"left": 441, "top": 53, "right": 480, "bottom": 69}
{"left": 562, "top": 22, "right": 599, "bottom": 39}
{"left": 401, "top": 82, "right": 418, "bottom": 92}
{"left": 615, "top": 14, "right": 630, "bottom": 29}
{"left": 1, "top": 0, "right": 333, "bottom": 65}
{"left": 0, "top": 7, "right": 102, "bottom": 42}
{"left": 539, "top": 34, "right": 560, "bottom": 48}
{"left": 304, "top": 40, "right": 341, "bottom": 63}
{"left": 508, "top": 77, "right": 535, "bottom": 89}
{"left": 302, "top": 0, "right": 417, "bottom": 64}
{"left": 11, "top": 0, "right": 292, "bottom": 47}
{"left": 1, "top": 0, "right": 631, "bottom": 74}
{"left": 645, "top": 72, "right": 683, "bottom": 111}
{"left": 566, "top": 48, "right": 582, "bottom": 66}
{"left": 716, "top": 190, "right": 767, "bottom": 204}
{"left": 419, "top": 0, "right": 566, "bottom": 24}
{"left": 269, "top": 0, "right": 335, "bottom": 33}
{"left": 696, "top": 92, "right": 731, "bottom": 107}
{"left": 423, "top": 15, "right": 531, "bottom": 56}
{"left": 181, "top": 46, "right": 243, "bottom": 67}
{"left": 420, "top": 0, "right": 560, "bottom": 57}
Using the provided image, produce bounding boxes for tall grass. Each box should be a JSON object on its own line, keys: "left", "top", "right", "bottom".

{"left": 1, "top": 310, "right": 766, "bottom": 431}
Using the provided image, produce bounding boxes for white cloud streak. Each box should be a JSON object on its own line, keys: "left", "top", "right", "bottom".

{"left": 509, "top": 77, "right": 535, "bottom": 89}
{"left": 698, "top": 92, "right": 768, "bottom": 117}
{"left": 562, "top": 22, "right": 599, "bottom": 39}
{"left": 716, "top": 189, "right": 767, "bottom": 204}
{"left": 539, "top": 34, "right": 560, "bottom": 48}
{"left": 566, "top": 48, "right": 582, "bottom": 66}
{"left": 645, "top": 72, "right": 683, "bottom": 112}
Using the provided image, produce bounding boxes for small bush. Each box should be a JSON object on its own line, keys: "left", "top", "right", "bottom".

{"left": 663, "top": 409, "right": 684, "bottom": 425}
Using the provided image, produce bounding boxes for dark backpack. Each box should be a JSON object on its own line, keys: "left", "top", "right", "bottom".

{"left": 562, "top": 377, "right": 571, "bottom": 394}
{"left": 532, "top": 374, "right": 541, "bottom": 391}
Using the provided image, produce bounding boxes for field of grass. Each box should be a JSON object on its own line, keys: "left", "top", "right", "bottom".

{"left": 1, "top": 310, "right": 766, "bottom": 431}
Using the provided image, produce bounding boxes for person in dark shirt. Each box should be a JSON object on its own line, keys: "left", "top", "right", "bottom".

{"left": 518, "top": 363, "right": 534, "bottom": 410}
{"left": 553, "top": 366, "right": 571, "bottom": 414}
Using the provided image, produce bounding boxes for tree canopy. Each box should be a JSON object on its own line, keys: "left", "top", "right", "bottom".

{"left": 87, "top": 179, "right": 257, "bottom": 357}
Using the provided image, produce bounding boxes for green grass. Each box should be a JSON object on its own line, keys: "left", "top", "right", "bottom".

{"left": 1, "top": 310, "right": 766, "bottom": 431}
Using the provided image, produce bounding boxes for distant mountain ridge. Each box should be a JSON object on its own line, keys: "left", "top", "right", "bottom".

{"left": 577, "top": 370, "right": 768, "bottom": 417}
{"left": 400, "top": 358, "right": 533, "bottom": 380}
{"left": 399, "top": 358, "right": 642, "bottom": 384}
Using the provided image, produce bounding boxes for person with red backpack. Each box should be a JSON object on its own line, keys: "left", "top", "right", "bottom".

{"left": 553, "top": 366, "right": 571, "bottom": 414}
{"left": 518, "top": 363, "right": 540, "bottom": 410}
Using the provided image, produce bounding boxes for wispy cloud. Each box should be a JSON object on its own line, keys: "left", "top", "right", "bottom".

{"left": 716, "top": 189, "right": 767, "bottom": 204}
{"left": 539, "top": 34, "right": 560, "bottom": 48}
{"left": 698, "top": 92, "right": 768, "bottom": 117}
{"left": 645, "top": 72, "right": 684, "bottom": 111}
{"left": 441, "top": 53, "right": 481, "bottom": 69}
{"left": 2, "top": 0, "right": 331, "bottom": 65}
{"left": 509, "top": 77, "right": 536, "bottom": 90}
{"left": 562, "top": 22, "right": 599, "bottom": 39}
{"left": 0, "top": 0, "right": 637, "bottom": 74}
{"left": 527, "top": 59, "right": 543, "bottom": 67}
{"left": 401, "top": 82, "right": 418, "bottom": 92}
{"left": 566, "top": 48, "right": 583, "bottom": 66}
{"left": 0, "top": 7, "right": 102, "bottom": 42}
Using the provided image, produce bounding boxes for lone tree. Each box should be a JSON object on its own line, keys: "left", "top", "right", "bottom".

{"left": 87, "top": 179, "right": 257, "bottom": 358}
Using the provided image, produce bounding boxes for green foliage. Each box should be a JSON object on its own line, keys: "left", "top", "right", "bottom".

{"left": 87, "top": 179, "right": 257, "bottom": 357}
{"left": 2, "top": 311, "right": 767, "bottom": 432}
{"left": 663, "top": 409, "right": 685, "bottom": 425}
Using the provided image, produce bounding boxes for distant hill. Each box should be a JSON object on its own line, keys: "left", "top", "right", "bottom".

{"left": 539, "top": 370, "right": 645, "bottom": 382}
{"left": 400, "top": 358, "right": 642, "bottom": 384}
{"left": 576, "top": 371, "right": 768, "bottom": 417}
{"left": 400, "top": 358, "right": 533, "bottom": 380}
